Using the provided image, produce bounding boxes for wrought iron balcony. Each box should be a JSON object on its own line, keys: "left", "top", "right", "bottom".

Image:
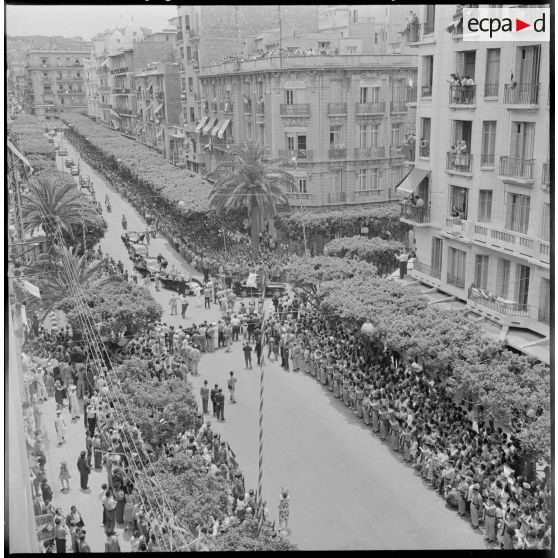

{"left": 468, "top": 286, "right": 529, "bottom": 316}
{"left": 499, "top": 156, "right": 535, "bottom": 181}
{"left": 402, "top": 24, "right": 420, "bottom": 43}
{"left": 418, "top": 142, "right": 430, "bottom": 158}
{"left": 355, "top": 101, "right": 385, "bottom": 115}
{"left": 447, "top": 152, "right": 473, "bottom": 174}
{"left": 400, "top": 205, "right": 430, "bottom": 224}
{"left": 449, "top": 84, "right": 476, "bottom": 105}
{"left": 280, "top": 103, "right": 310, "bottom": 116}
{"left": 327, "top": 102, "right": 347, "bottom": 115}
{"left": 504, "top": 83, "right": 539, "bottom": 105}
{"left": 278, "top": 149, "right": 313, "bottom": 161}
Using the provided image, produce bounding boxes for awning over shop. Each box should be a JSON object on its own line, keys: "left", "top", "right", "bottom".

{"left": 109, "top": 109, "right": 121, "bottom": 119}
{"left": 154, "top": 103, "right": 164, "bottom": 115}
{"left": 395, "top": 168, "right": 429, "bottom": 196}
{"left": 195, "top": 116, "right": 209, "bottom": 133}
{"left": 210, "top": 119, "right": 221, "bottom": 137}
{"left": 202, "top": 117, "right": 217, "bottom": 135}
{"left": 217, "top": 119, "right": 231, "bottom": 139}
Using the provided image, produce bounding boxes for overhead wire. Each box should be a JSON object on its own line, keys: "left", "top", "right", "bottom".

{"left": 29, "top": 185, "right": 187, "bottom": 551}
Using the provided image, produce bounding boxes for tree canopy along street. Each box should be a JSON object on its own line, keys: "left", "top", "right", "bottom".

{"left": 7, "top": 112, "right": 551, "bottom": 552}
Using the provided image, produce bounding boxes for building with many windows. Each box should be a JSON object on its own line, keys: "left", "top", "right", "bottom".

{"left": 23, "top": 47, "right": 90, "bottom": 117}
{"left": 395, "top": 5, "right": 550, "bottom": 362}
{"left": 194, "top": 54, "right": 416, "bottom": 207}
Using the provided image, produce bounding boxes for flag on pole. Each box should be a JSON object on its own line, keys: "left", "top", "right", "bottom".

{"left": 23, "top": 280, "right": 41, "bottom": 299}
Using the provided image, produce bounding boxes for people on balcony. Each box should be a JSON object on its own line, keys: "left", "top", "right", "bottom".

{"left": 456, "top": 140, "right": 468, "bottom": 170}
{"left": 403, "top": 11, "right": 419, "bottom": 40}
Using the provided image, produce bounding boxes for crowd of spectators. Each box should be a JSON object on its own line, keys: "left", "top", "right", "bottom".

{"left": 259, "top": 303, "right": 552, "bottom": 549}
{"left": 210, "top": 45, "right": 341, "bottom": 66}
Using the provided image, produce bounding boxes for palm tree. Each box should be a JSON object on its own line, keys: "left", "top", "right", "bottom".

{"left": 21, "top": 175, "right": 86, "bottom": 239}
{"left": 207, "top": 141, "right": 294, "bottom": 258}
{"left": 28, "top": 245, "right": 122, "bottom": 321}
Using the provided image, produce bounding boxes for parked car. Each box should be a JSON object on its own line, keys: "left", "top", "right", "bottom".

{"left": 160, "top": 274, "right": 204, "bottom": 295}
{"left": 233, "top": 279, "right": 287, "bottom": 298}
{"left": 134, "top": 256, "right": 166, "bottom": 277}
{"left": 79, "top": 175, "right": 91, "bottom": 188}
{"left": 70, "top": 165, "right": 79, "bottom": 176}
{"left": 64, "top": 157, "right": 74, "bottom": 168}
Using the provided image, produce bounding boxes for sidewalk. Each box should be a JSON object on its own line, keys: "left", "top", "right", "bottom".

{"left": 38, "top": 395, "right": 131, "bottom": 552}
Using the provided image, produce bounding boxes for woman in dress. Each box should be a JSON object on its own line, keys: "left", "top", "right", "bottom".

{"left": 68, "top": 384, "right": 80, "bottom": 420}
{"left": 93, "top": 434, "right": 103, "bottom": 469}
{"left": 54, "top": 379, "right": 66, "bottom": 410}
{"left": 355, "top": 383, "right": 364, "bottom": 418}
{"left": 59, "top": 461, "right": 71, "bottom": 492}
{"left": 123, "top": 492, "right": 136, "bottom": 531}
{"left": 113, "top": 483, "right": 126, "bottom": 525}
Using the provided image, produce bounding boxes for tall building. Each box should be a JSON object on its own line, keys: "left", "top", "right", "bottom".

{"left": 395, "top": 5, "right": 550, "bottom": 362}
{"left": 194, "top": 54, "right": 416, "bottom": 207}
{"left": 22, "top": 46, "right": 91, "bottom": 117}
{"left": 173, "top": 4, "right": 417, "bottom": 205}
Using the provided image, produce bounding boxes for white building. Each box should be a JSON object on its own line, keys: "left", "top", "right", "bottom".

{"left": 396, "top": 5, "right": 550, "bottom": 363}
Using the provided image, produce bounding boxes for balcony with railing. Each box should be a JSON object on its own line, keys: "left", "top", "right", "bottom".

{"left": 390, "top": 100, "right": 407, "bottom": 113}
{"left": 355, "top": 101, "right": 385, "bottom": 115}
{"left": 446, "top": 152, "right": 473, "bottom": 175}
{"left": 406, "top": 85, "right": 417, "bottom": 104}
{"left": 498, "top": 156, "right": 535, "bottom": 183}
{"left": 504, "top": 83, "right": 539, "bottom": 106}
{"left": 418, "top": 142, "right": 430, "bottom": 158}
{"left": 278, "top": 149, "right": 313, "bottom": 161}
{"left": 472, "top": 223, "right": 549, "bottom": 262}
{"left": 400, "top": 205, "right": 430, "bottom": 225}
{"left": 354, "top": 146, "right": 386, "bottom": 159}
{"left": 447, "top": 272, "right": 466, "bottom": 289}
{"left": 280, "top": 103, "right": 310, "bottom": 116}
{"left": 327, "top": 102, "right": 347, "bottom": 115}
{"left": 468, "top": 286, "right": 529, "bottom": 317}
{"left": 449, "top": 84, "right": 476, "bottom": 106}
{"left": 328, "top": 147, "right": 347, "bottom": 159}
{"left": 542, "top": 161, "right": 550, "bottom": 186}
{"left": 402, "top": 23, "right": 421, "bottom": 44}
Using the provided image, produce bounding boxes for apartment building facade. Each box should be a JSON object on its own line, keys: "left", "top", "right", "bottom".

{"left": 23, "top": 48, "right": 90, "bottom": 117}
{"left": 192, "top": 55, "right": 416, "bottom": 207}
{"left": 396, "top": 5, "right": 550, "bottom": 360}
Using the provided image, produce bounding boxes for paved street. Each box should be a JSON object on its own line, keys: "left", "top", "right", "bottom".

{"left": 42, "top": 135, "right": 487, "bottom": 550}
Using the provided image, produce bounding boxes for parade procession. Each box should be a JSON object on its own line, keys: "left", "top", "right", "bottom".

{"left": 6, "top": 3, "right": 551, "bottom": 553}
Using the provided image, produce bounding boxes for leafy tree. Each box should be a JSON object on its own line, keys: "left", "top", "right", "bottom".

{"left": 58, "top": 282, "right": 163, "bottom": 337}
{"left": 324, "top": 235, "right": 404, "bottom": 275}
{"left": 207, "top": 141, "right": 294, "bottom": 256}
{"left": 213, "top": 518, "right": 297, "bottom": 551}
{"left": 286, "top": 255, "right": 375, "bottom": 302}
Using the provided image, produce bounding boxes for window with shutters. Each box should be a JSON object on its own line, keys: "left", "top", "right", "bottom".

{"left": 481, "top": 121, "right": 496, "bottom": 166}
{"left": 370, "top": 124, "right": 379, "bottom": 148}
{"left": 510, "top": 121, "right": 535, "bottom": 160}
{"left": 474, "top": 255, "right": 489, "bottom": 290}
{"left": 541, "top": 203, "right": 550, "bottom": 242}
{"left": 358, "top": 169, "right": 367, "bottom": 191}
{"left": 370, "top": 168, "right": 380, "bottom": 190}
{"left": 431, "top": 238, "right": 443, "bottom": 278}
{"left": 505, "top": 193, "right": 530, "bottom": 234}
{"left": 485, "top": 48, "right": 500, "bottom": 96}
{"left": 478, "top": 190, "right": 492, "bottom": 222}
{"left": 456, "top": 51, "right": 476, "bottom": 80}
{"left": 391, "top": 123, "right": 402, "bottom": 146}
{"left": 495, "top": 258, "right": 510, "bottom": 298}
{"left": 422, "top": 56, "right": 434, "bottom": 96}
{"left": 539, "top": 277, "right": 550, "bottom": 323}
{"left": 298, "top": 178, "right": 307, "bottom": 194}
{"left": 329, "top": 125, "right": 342, "bottom": 147}
{"left": 285, "top": 90, "right": 294, "bottom": 105}
{"left": 359, "top": 87, "right": 368, "bottom": 103}
{"left": 447, "top": 248, "right": 466, "bottom": 288}
{"left": 450, "top": 185, "right": 468, "bottom": 219}
{"left": 515, "top": 264, "right": 530, "bottom": 306}
{"left": 359, "top": 124, "right": 367, "bottom": 148}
